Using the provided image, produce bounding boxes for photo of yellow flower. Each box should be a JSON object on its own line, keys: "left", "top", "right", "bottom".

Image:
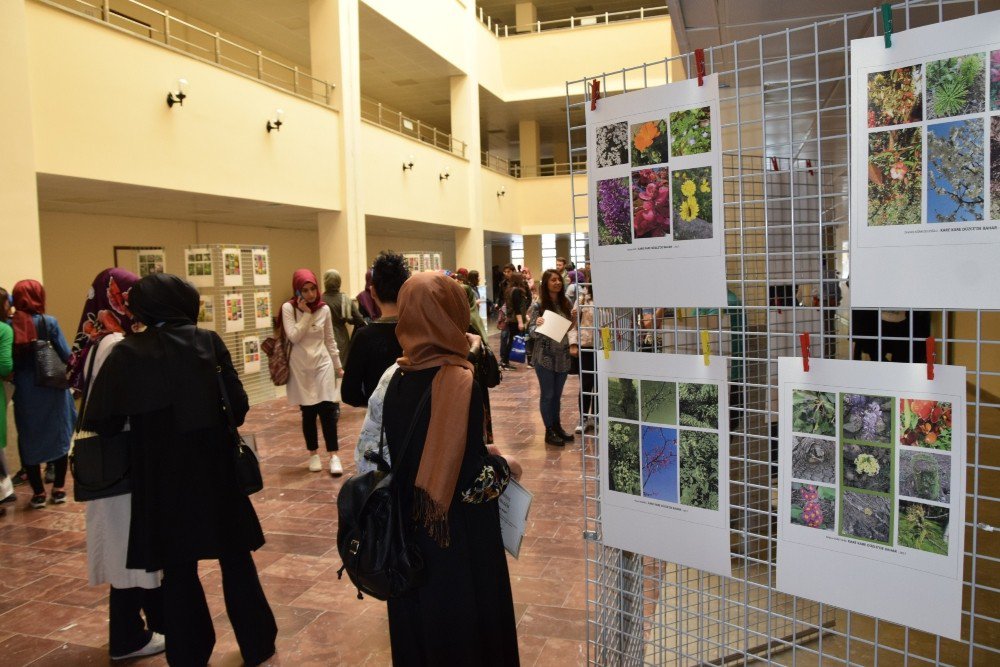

{"left": 671, "top": 167, "right": 713, "bottom": 240}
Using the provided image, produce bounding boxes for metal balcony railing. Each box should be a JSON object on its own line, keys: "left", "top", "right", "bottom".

{"left": 477, "top": 4, "right": 668, "bottom": 37}
{"left": 481, "top": 151, "right": 585, "bottom": 177}
{"left": 361, "top": 97, "right": 467, "bottom": 158}
{"left": 41, "top": 0, "right": 335, "bottom": 106}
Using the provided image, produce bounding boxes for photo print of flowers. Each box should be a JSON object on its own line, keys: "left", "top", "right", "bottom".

{"left": 608, "top": 421, "right": 641, "bottom": 496}
{"left": 898, "top": 500, "right": 949, "bottom": 555}
{"left": 672, "top": 167, "right": 713, "bottom": 240}
{"left": 842, "top": 393, "right": 892, "bottom": 444}
{"left": 992, "top": 50, "right": 1000, "bottom": 110}
{"left": 791, "top": 389, "right": 836, "bottom": 437}
{"left": 669, "top": 106, "right": 711, "bottom": 156}
{"left": 679, "top": 430, "right": 719, "bottom": 510}
{"left": 867, "top": 65, "right": 923, "bottom": 127}
{"left": 842, "top": 443, "right": 892, "bottom": 493}
{"left": 926, "top": 53, "right": 985, "bottom": 120}
{"left": 596, "top": 177, "right": 631, "bottom": 246}
{"left": 927, "top": 119, "right": 984, "bottom": 222}
{"left": 631, "top": 168, "right": 671, "bottom": 238}
{"left": 640, "top": 425, "right": 678, "bottom": 502}
{"left": 790, "top": 482, "right": 836, "bottom": 531}
{"left": 630, "top": 119, "right": 670, "bottom": 166}
{"left": 868, "top": 127, "right": 922, "bottom": 226}
{"left": 899, "top": 450, "right": 951, "bottom": 503}
{"left": 596, "top": 121, "right": 629, "bottom": 168}
{"left": 899, "top": 399, "right": 952, "bottom": 450}
{"left": 841, "top": 489, "right": 892, "bottom": 544}
{"left": 992, "top": 117, "right": 1000, "bottom": 220}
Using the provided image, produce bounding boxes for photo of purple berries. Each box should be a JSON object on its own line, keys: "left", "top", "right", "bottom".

{"left": 841, "top": 393, "right": 893, "bottom": 445}
{"left": 596, "top": 177, "right": 631, "bottom": 246}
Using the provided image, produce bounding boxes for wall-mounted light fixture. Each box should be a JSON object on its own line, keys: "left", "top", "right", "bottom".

{"left": 166, "top": 78, "right": 188, "bottom": 108}
{"left": 402, "top": 156, "right": 415, "bottom": 171}
{"left": 266, "top": 109, "right": 284, "bottom": 133}
{"left": 497, "top": 187, "right": 506, "bottom": 197}
{"left": 439, "top": 169, "right": 450, "bottom": 181}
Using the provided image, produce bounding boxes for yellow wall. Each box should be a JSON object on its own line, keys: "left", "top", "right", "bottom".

{"left": 516, "top": 174, "right": 585, "bottom": 235}
{"left": 480, "top": 169, "right": 521, "bottom": 234}
{"left": 360, "top": 123, "right": 471, "bottom": 227}
{"left": 26, "top": 2, "right": 341, "bottom": 210}
{"left": 361, "top": 0, "right": 470, "bottom": 73}
{"left": 39, "top": 210, "right": 320, "bottom": 334}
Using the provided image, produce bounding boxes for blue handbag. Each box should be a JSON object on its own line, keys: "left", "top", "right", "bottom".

{"left": 509, "top": 335, "right": 527, "bottom": 363}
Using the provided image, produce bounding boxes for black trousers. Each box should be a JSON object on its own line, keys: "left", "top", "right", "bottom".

{"left": 26, "top": 455, "right": 67, "bottom": 495}
{"left": 300, "top": 401, "right": 340, "bottom": 452}
{"left": 579, "top": 348, "right": 596, "bottom": 418}
{"left": 162, "top": 552, "right": 276, "bottom": 666}
{"left": 109, "top": 585, "right": 164, "bottom": 657}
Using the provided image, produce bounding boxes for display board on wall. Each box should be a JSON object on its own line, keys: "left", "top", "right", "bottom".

{"left": 186, "top": 247, "right": 214, "bottom": 288}
{"left": 776, "top": 358, "right": 966, "bottom": 639}
{"left": 222, "top": 247, "right": 242, "bottom": 287}
{"left": 136, "top": 249, "right": 165, "bottom": 277}
{"left": 242, "top": 335, "right": 261, "bottom": 374}
{"left": 402, "top": 251, "right": 443, "bottom": 272}
{"left": 585, "top": 75, "right": 726, "bottom": 307}
{"left": 598, "top": 351, "right": 732, "bottom": 578}
{"left": 850, "top": 10, "right": 1000, "bottom": 308}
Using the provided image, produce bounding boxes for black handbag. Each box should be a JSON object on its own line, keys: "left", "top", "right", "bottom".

{"left": 33, "top": 316, "right": 69, "bottom": 390}
{"left": 336, "top": 379, "right": 432, "bottom": 600}
{"left": 70, "top": 347, "right": 132, "bottom": 502}
{"left": 477, "top": 338, "right": 502, "bottom": 389}
{"left": 215, "top": 357, "right": 264, "bottom": 495}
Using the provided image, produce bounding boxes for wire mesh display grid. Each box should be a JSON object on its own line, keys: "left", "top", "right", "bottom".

{"left": 567, "top": 0, "right": 1000, "bottom": 664}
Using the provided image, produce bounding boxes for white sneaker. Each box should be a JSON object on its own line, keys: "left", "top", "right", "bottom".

{"left": 585, "top": 417, "right": 597, "bottom": 432}
{"left": 574, "top": 423, "right": 584, "bottom": 434}
{"left": 330, "top": 454, "right": 344, "bottom": 476}
{"left": 111, "top": 632, "right": 165, "bottom": 660}
{"left": 308, "top": 454, "right": 322, "bottom": 472}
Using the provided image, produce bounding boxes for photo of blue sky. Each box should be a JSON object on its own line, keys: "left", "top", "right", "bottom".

{"left": 641, "top": 425, "right": 679, "bottom": 502}
{"left": 927, "top": 119, "right": 984, "bottom": 222}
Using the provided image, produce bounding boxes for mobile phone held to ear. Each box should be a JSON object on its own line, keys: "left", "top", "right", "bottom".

{"left": 295, "top": 290, "right": 302, "bottom": 299}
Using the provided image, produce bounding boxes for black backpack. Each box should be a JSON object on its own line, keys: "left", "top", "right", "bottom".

{"left": 336, "top": 379, "right": 432, "bottom": 600}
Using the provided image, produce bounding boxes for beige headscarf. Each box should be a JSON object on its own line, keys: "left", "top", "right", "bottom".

{"left": 395, "top": 272, "right": 473, "bottom": 547}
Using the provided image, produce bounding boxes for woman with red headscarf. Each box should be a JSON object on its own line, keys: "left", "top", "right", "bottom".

{"left": 281, "top": 269, "right": 344, "bottom": 475}
{"left": 10, "top": 279, "right": 75, "bottom": 509}
{"left": 382, "top": 272, "right": 519, "bottom": 665}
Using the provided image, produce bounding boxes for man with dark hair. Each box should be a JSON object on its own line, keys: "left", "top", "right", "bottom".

{"left": 555, "top": 256, "right": 568, "bottom": 285}
{"left": 341, "top": 251, "right": 410, "bottom": 407}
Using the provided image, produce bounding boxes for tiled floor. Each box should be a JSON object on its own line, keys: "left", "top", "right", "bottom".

{"left": 0, "top": 353, "right": 588, "bottom": 666}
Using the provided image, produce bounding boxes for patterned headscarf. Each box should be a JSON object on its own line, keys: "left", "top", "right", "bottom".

{"left": 67, "top": 268, "right": 140, "bottom": 393}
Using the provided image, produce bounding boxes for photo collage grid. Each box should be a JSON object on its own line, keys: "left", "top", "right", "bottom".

{"left": 186, "top": 250, "right": 213, "bottom": 278}
{"left": 789, "top": 388, "right": 953, "bottom": 556}
{"left": 594, "top": 106, "right": 714, "bottom": 246}
{"left": 866, "top": 47, "right": 1000, "bottom": 226}
{"left": 606, "top": 376, "right": 721, "bottom": 510}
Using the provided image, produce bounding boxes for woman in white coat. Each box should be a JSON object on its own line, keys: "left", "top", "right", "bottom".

{"left": 281, "top": 269, "right": 344, "bottom": 475}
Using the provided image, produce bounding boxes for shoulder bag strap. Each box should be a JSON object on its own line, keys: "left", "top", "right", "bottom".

{"left": 74, "top": 345, "right": 100, "bottom": 434}
{"left": 377, "top": 372, "right": 433, "bottom": 473}
{"left": 35, "top": 315, "right": 49, "bottom": 343}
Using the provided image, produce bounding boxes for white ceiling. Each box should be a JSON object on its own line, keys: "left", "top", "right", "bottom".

{"left": 37, "top": 174, "right": 324, "bottom": 229}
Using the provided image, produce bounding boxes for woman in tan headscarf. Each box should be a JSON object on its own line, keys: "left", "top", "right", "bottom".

{"left": 381, "top": 272, "right": 520, "bottom": 666}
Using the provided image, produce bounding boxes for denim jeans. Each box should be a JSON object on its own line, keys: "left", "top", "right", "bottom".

{"left": 499, "top": 327, "right": 512, "bottom": 364}
{"left": 534, "top": 365, "right": 568, "bottom": 429}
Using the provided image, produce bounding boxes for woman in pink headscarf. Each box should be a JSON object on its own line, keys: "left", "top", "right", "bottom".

{"left": 280, "top": 269, "right": 344, "bottom": 475}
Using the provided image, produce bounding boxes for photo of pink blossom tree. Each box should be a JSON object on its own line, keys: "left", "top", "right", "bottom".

{"left": 641, "top": 425, "right": 679, "bottom": 502}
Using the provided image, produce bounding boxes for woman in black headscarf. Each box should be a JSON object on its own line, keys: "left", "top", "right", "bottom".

{"left": 84, "top": 274, "right": 277, "bottom": 667}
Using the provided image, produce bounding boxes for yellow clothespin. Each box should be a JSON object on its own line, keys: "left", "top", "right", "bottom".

{"left": 700, "top": 330, "right": 710, "bottom": 366}
{"left": 600, "top": 327, "right": 612, "bottom": 360}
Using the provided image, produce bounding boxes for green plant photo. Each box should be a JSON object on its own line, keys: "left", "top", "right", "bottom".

{"left": 669, "top": 107, "right": 711, "bottom": 156}
{"left": 791, "top": 389, "right": 836, "bottom": 437}
{"left": 926, "top": 53, "right": 986, "bottom": 119}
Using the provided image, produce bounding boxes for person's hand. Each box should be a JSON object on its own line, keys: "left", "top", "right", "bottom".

{"left": 336, "top": 368, "right": 344, "bottom": 378}
{"left": 296, "top": 298, "right": 310, "bottom": 313}
{"left": 571, "top": 308, "right": 578, "bottom": 319}
{"left": 569, "top": 344, "right": 579, "bottom": 357}
{"left": 488, "top": 445, "right": 522, "bottom": 482}
{"left": 466, "top": 333, "right": 482, "bottom": 356}
{"left": 535, "top": 317, "right": 545, "bottom": 327}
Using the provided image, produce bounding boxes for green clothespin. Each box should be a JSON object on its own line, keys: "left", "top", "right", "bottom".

{"left": 881, "top": 3, "right": 893, "bottom": 49}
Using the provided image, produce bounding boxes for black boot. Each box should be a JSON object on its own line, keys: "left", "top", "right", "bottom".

{"left": 554, "top": 423, "right": 575, "bottom": 442}
{"left": 545, "top": 427, "right": 566, "bottom": 446}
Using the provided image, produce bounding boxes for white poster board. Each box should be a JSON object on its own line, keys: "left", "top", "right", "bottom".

{"left": 197, "top": 295, "right": 214, "bottom": 330}
{"left": 599, "top": 351, "right": 731, "bottom": 577}
{"left": 850, "top": 11, "right": 1000, "bottom": 308}
{"left": 254, "top": 291, "right": 272, "bottom": 330}
{"left": 777, "top": 358, "right": 966, "bottom": 639}
{"left": 185, "top": 248, "right": 213, "bottom": 288}
{"left": 222, "top": 247, "right": 243, "bottom": 287}
{"left": 586, "top": 75, "right": 726, "bottom": 307}
{"left": 242, "top": 335, "right": 261, "bottom": 374}
{"left": 498, "top": 478, "right": 532, "bottom": 559}
{"left": 136, "top": 249, "right": 165, "bottom": 277}
{"left": 224, "top": 293, "right": 245, "bottom": 333}
{"left": 252, "top": 249, "right": 270, "bottom": 287}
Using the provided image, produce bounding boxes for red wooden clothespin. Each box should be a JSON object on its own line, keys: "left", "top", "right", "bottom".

{"left": 926, "top": 337, "right": 935, "bottom": 380}
{"left": 695, "top": 48, "right": 706, "bottom": 86}
{"left": 800, "top": 332, "right": 811, "bottom": 372}
{"left": 806, "top": 159, "right": 815, "bottom": 176}
{"left": 770, "top": 157, "right": 779, "bottom": 172}
{"left": 590, "top": 79, "right": 601, "bottom": 111}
